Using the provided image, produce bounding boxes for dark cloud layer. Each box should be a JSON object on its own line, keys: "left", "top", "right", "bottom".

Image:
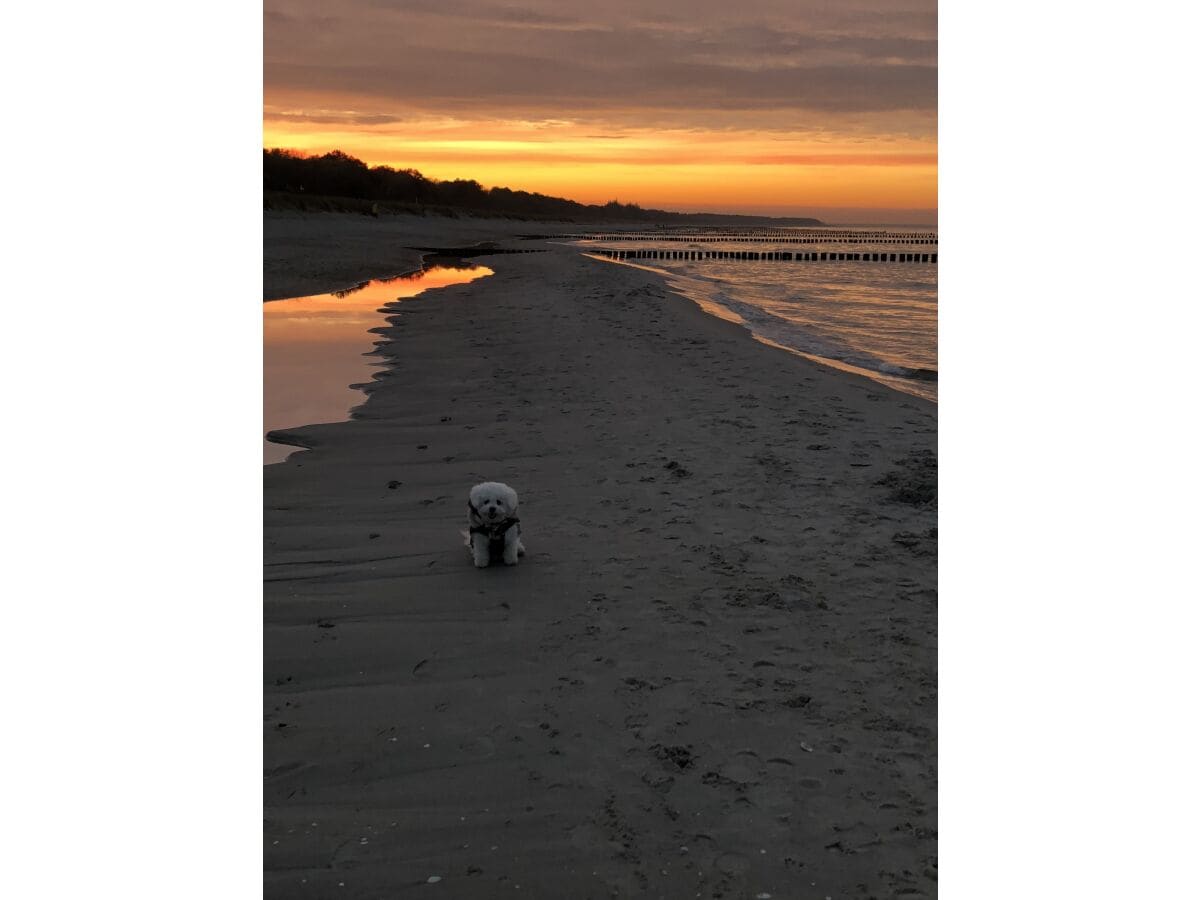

{"left": 264, "top": 0, "right": 937, "bottom": 123}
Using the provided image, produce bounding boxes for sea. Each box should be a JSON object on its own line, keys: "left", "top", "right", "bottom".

{"left": 571, "top": 225, "right": 938, "bottom": 402}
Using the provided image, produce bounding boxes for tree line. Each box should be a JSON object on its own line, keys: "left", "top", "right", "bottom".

{"left": 263, "top": 149, "right": 821, "bottom": 225}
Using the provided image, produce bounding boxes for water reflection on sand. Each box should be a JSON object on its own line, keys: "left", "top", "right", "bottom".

{"left": 263, "top": 264, "right": 492, "bottom": 464}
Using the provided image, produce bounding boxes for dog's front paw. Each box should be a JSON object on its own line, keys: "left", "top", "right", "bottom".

{"left": 473, "top": 553, "right": 490, "bottom": 568}
{"left": 502, "top": 552, "right": 519, "bottom": 566}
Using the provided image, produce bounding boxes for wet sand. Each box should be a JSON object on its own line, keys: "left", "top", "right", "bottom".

{"left": 264, "top": 214, "right": 937, "bottom": 898}
{"left": 263, "top": 211, "right": 560, "bottom": 301}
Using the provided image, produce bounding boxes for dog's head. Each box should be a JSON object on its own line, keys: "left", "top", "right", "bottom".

{"left": 469, "top": 481, "right": 519, "bottom": 523}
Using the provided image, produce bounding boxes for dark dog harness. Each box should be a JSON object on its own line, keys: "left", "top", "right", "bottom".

{"left": 468, "top": 501, "right": 520, "bottom": 542}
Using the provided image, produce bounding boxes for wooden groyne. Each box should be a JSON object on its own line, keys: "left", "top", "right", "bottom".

{"left": 593, "top": 248, "right": 937, "bottom": 264}
{"left": 565, "top": 229, "right": 938, "bottom": 246}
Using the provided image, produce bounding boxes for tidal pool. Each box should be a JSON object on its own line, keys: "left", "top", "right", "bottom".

{"left": 263, "top": 264, "right": 493, "bottom": 464}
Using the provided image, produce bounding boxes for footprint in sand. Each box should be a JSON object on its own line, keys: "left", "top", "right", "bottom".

{"left": 716, "top": 851, "right": 750, "bottom": 875}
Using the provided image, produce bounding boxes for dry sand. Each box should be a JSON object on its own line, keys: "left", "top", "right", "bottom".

{"left": 264, "top": 213, "right": 937, "bottom": 898}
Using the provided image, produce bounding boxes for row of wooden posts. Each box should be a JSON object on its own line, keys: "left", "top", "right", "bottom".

{"left": 594, "top": 248, "right": 937, "bottom": 264}
{"left": 568, "top": 231, "right": 938, "bottom": 246}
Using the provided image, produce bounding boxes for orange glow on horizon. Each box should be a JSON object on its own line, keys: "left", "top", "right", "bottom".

{"left": 262, "top": 111, "right": 937, "bottom": 215}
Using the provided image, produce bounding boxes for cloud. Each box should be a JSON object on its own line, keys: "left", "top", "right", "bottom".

{"left": 264, "top": 0, "right": 937, "bottom": 127}
{"left": 264, "top": 110, "right": 408, "bottom": 126}
{"left": 266, "top": 57, "right": 934, "bottom": 119}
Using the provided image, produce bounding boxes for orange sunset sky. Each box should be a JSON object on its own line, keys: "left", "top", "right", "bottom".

{"left": 264, "top": 0, "right": 937, "bottom": 223}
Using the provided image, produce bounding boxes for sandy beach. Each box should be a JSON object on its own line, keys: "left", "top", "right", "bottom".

{"left": 264, "top": 214, "right": 937, "bottom": 898}
{"left": 263, "top": 211, "right": 560, "bottom": 301}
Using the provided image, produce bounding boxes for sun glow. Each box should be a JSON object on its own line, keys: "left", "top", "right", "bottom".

{"left": 263, "top": 112, "right": 936, "bottom": 213}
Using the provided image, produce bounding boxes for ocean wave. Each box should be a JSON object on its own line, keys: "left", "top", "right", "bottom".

{"left": 880, "top": 364, "right": 938, "bottom": 382}
{"left": 675, "top": 279, "right": 936, "bottom": 386}
{"left": 590, "top": 251, "right": 936, "bottom": 401}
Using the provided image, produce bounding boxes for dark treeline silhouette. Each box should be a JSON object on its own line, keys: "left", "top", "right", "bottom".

{"left": 263, "top": 149, "right": 823, "bottom": 226}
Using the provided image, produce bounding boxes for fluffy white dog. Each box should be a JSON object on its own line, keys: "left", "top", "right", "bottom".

{"left": 464, "top": 481, "right": 525, "bottom": 567}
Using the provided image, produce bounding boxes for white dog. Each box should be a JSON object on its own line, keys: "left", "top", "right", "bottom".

{"left": 464, "top": 481, "right": 525, "bottom": 568}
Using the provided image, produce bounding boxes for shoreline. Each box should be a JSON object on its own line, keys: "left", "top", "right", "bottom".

{"left": 581, "top": 252, "right": 939, "bottom": 406}
{"left": 264, "top": 215, "right": 937, "bottom": 898}
{"left": 264, "top": 262, "right": 497, "bottom": 464}
{"left": 262, "top": 264, "right": 426, "bottom": 305}
{"left": 268, "top": 216, "right": 938, "bottom": 407}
